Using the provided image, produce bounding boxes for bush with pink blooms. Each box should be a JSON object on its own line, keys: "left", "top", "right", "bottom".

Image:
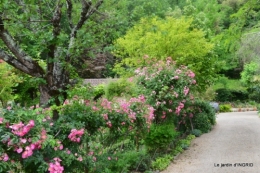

{"left": 135, "top": 57, "right": 197, "bottom": 129}
{"left": 0, "top": 58, "right": 216, "bottom": 172}
{"left": 0, "top": 86, "right": 154, "bottom": 172}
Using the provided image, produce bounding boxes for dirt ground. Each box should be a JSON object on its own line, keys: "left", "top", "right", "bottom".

{"left": 161, "top": 111, "right": 260, "bottom": 173}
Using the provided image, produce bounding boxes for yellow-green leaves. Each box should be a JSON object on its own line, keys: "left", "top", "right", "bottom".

{"left": 113, "top": 16, "right": 216, "bottom": 89}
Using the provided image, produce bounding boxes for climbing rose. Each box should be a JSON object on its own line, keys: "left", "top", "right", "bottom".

{"left": 68, "top": 129, "right": 84, "bottom": 143}
{"left": 48, "top": 158, "right": 64, "bottom": 173}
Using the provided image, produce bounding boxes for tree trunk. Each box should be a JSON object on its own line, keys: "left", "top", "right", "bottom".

{"left": 39, "top": 85, "right": 51, "bottom": 107}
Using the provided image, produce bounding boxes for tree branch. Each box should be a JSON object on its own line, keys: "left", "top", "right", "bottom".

{"left": 47, "top": 2, "right": 63, "bottom": 84}
{"left": 0, "top": 15, "right": 44, "bottom": 77}
{"left": 66, "top": 0, "right": 103, "bottom": 61}
{"left": 66, "top": 0, "right": 73, "bottom": 29}
{"left": 0, "top": 49, "right": 42, "bottom": 77}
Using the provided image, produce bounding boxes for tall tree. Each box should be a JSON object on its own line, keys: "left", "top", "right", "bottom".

{"left": 113, "top": 17, "right": 218, "bottom": 90}
{"left": 0, "top": 0, "right": 103, "bottom": 109}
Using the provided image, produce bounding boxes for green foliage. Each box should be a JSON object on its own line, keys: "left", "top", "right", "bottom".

{"left": 104, "top": 78, "right": 137, "bottom": 100}
{"left": 171, "top": 134, "right": 195, "bottom": 156}
{"left": 151, "top": 155, "right": 173, "bottom": 171}
{"left": 188, "top": 100, "right": 216, "bottom": 133}
{"left": 67, "top": 84, "right": 95, "bottom": 101}
{"left": 241, "top": 62, "right": 260, "bottom": 86}
{"left": 193, "top": 113, "right": 212, "bottom": 133}
{"left": 215, "top": 88, "right": 248, "bottom": 102}
{"left": 93, "top": 84, "right": 105, "bottom": 100}
{"left": 113, "top": 16, "right": 217, "bottom": 89}
{"left": 0, "top": 62, "right": 21, "bottom": 107}
{"left": 219, "top": 104, "right": 232, "bottom": 112}
{"left": 213, "top": 79, "right": 246, "bottom": 91}
{"left": 191, "top": 129, "right": 202, "bottom": 137}
{"left": 93, "top": 150, "right": 150, "bottom": 173}
{"left": 145, "top": 124, "right": 179, "bottom": 150}
{"left": 13, "top": 73, "right": 42, "bottom": 107}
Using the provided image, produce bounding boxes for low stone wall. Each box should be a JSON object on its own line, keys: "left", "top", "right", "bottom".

{"left": 231, "top": 108, "right": 257, "bottom": 112}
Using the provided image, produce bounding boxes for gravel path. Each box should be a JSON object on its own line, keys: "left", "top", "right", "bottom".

{"left": 161, "top": 111, "right": 260, "bottom": 173}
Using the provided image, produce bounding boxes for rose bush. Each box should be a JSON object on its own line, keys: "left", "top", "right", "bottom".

{"left": 135, "top": 57, "right": 197, "bottom": 131}
{"left": 0, "top": 58, "right": 215, "bottom": 172}
{"left": 0, "top": 90, "right": 154, "bottom": 172}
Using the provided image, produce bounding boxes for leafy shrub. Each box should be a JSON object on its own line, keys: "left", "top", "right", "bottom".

{"left": 93, "top": 150, "right": 150, "bottom": 173}
{"left": 193, "top": 113, "right": 212, "bottom": 133}
{"left": 191, "top": 129, "right": 202, "bottom": 137}
{"left": 247, "top": 87, "right": 260, "bottom": 103}
{"left": 93, "top": 84, "right": 105, "bottom": 100}
{"left": 151, "top": 155, "right": 173, "bottom": 171}
{"left": 105, "top": 78, "right": 137, "bottom": 100}
{"left": 0, "top": 62, "right": 21, "bottom": 107}
{"left": 186, "top": 100, "right": 216, "bottom": 133}
{"left": 145, "top": 124, "right": 179, "bottom": 150}
{"left": 215, "top": 88, "right": 248, "bottom": 102}
{"left": 219, "top": 104, "right": 232, "bottom": 112}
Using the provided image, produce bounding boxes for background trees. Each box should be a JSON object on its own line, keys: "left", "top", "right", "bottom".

{"left": 113, "top": 17, "right": 217, "bottom": 90}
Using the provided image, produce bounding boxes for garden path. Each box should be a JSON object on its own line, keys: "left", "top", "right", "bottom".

{"left": 161, "top": 111, "right": 260, "bottom": 173}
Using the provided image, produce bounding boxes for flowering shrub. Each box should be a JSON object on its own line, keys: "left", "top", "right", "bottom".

{"left": 135, "top": 57, "right": 197, "bottom": 131}
{"left": 0, "top": 92, "right": 154, "bottom": 172}
{"left": 0, "top": 58, "right": 216, "bottom": 172}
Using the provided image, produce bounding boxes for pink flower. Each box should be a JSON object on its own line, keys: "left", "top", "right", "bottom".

{"left": 28, "top": 120, "right": 35, "bottom": 127}
{"left": 108, "top": 157, "right": 111, "bottom": 160}
{"left": 187, "top": 70, "right": 195, "bottom": 78}
{"left": 68, "top": 129, "right": 84, "bottom": 143}
{"left": 20, "top": 138, "right": 27, "bottom": 143}
{"left": 93, "top": 156, "right": 97, "bottom": 162}
{"left": 138, "top": 95, "right": 146, "bottom": 103}
{"left": 173, "top": 76, "right": 179, "bottom": 79}
{"left": 183, "top": 86, "right": 189, "bottom": 96}
{"left": 22, "top": 148, "right": 33, "bottom": 159}
{"left": 0, "top": 117, "right": 3, "bottom": 124}
{"left": 102, "top": 114, "right": 108, "bottom": 120}
{"left": 77, "top": 156, "right": 83, "bottom": 162}
{"left": 106, "top": 121, "right": 112, "bottom": 128}
{"left": 88, "top": 151, "right": 94, "bottom": 156}
{"left": 63, "top": 99, "right": 69, "bottom": 105}
{"left": 7, "top": 106, "right": 11, "bottom": 110}
{"left": 1, "top": 153, "right": 9, "bottom": 162}
{"left": 17, "top": 147, "right": 23, "bottom": 153}
{"left": 48, "top": 158, "right": 64, "bottom": 173}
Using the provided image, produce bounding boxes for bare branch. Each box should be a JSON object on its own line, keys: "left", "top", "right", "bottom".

{"left": 66, "top": 0, "right": 73, "bottom": 29}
